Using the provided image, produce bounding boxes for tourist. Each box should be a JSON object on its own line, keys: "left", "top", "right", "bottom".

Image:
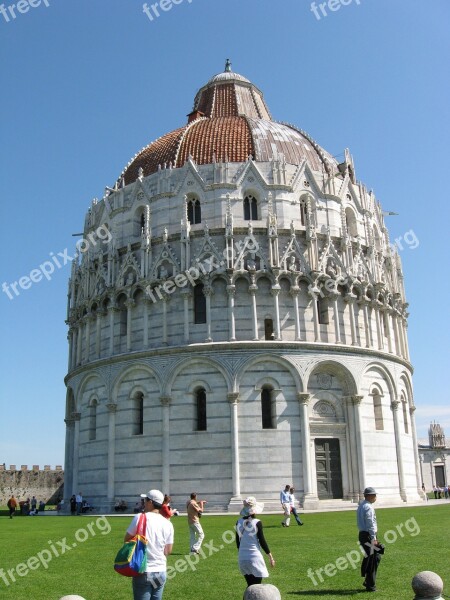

{"left": 31, "top": 496, "right": 37, "bottom": 512}
{"left": 280, "top": 484, "right": 291, "bottom": 527}
{"left": 160, "top": 495, "right": 178, "bottom": 519}
{"left": 289, "top": 487, "right": 303, "bottom": 526}
{"left": 70, "top": 495, "right": 77, "bottom": 515}
{"left": 7, "top": 495, "right": 18, "bottom": 519}
{"left": 357, "top": 486, "right": 383, "bottom": 592}
{"left": 235, "top": 496, "right": 275, "bottom": 591}
{"left": 76, "top": 491, "right": 83, "bottom": 515}
{"left": 124, "top": 489, "right": 173, "bottom": 600}
{"left": 186, "top": 492, "right": 206, "bottom": 554}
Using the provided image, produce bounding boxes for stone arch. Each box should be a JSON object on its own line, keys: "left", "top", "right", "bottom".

{"left": 133, "top": 204, "right": 148, "bottom": 237}
{"left": 361, "top": 362, "right": 397, "bottom": 399}
{"left": 187, "top": 379, "right": 212, "bottom": 394}
{"left": 306, "top": 360, "right": 358, "bottom": 397}
{"left": 399, "top": 372, "right": 413, "bottom": 406}
{"left": 166, "top": 356, "right": 232, "bottom": 396}
{"left": 77, "top": 372, "right": 107, "bottom": 411}
{"left": 111, "top": 363, "right": 162, "bottom": 403}
{"left": 345, "top": 206, "right": 358, "bottom": 237}
{"left": 238, "top": 354, "right": 303, "bottom": 394}
{"left": 253, "top": 375, "right": 282, "bottom": 391}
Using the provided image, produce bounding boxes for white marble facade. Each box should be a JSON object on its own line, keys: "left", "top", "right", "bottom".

{"left": 64, "top": 66, "right": 423, "bottom": 512}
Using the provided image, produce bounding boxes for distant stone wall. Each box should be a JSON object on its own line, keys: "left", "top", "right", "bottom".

{"left": 0, "top": 465, "right": 64, "bottom": 505}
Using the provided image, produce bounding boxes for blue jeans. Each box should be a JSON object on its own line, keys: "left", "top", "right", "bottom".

{"left": 132, "top": 571, "right": 167, "bottom": 600}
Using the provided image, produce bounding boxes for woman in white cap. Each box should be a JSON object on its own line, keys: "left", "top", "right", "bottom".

{"left": 235, "top": 497, "right": 275, "bottom": 593}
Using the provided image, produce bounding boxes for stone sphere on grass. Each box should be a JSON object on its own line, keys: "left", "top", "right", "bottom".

{"left": 244, "top": 584, "right": 281, "bottom": 600}
{"left": 58, "top": 596, "right": 87, "bottom": 600}
{"left": 412, "top": 571, "right": 444, "bottom": 599}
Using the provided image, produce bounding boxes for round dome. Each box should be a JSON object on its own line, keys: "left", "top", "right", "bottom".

{"left": 118, "top": 62, "right": 337, "bottom": 186}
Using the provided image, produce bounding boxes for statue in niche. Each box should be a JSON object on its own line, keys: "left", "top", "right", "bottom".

{"left": 288, "top": 255, "right": 297, "bottom": 272}
{"left": 159, "top": 264, "right": 169, "bottom": 280}
{"left": 326, "top": 259, "right": 338, "bottom": 278}
{"left": 126, "top": 272, "right": 134, "bottom": 286}
{"left": 246, "top": 253, "right": 257, "bottom": 272}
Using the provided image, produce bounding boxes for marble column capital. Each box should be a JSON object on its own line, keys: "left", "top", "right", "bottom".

{"left": 409, "top": 405, "right": 416, "bottom": 414}
{"left": 160, "top": 395, "right": 172, "bottom": 406}
{"left": 72, "top": 412, "right": 81, "bottom": 421}
{"left": 297, "top": 393, "right": 311, "bottom": 405}
{"left": 125, "top": 299, "right": 135, "bottom": 309}
{"left": 227, "top": 392, "right": 240, "bottom": 404}
{"left": 391, "top": 400, "right": 400, "bottom": 410}
{"left": 226, "top": 285, "right": 236, "bottom": 296}
{"left": 106, "top": 402, "right": 117, "bottom": 413}
{"left": 64, "top": 418, "right": 75, "bottom": 427}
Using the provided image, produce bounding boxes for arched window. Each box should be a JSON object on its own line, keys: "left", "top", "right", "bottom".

{"left": 140, "top": 212, "right": 145, "bottom": 232}
{"left": 187, "top": 198, "right": 201, "bottom": 225}
{"left": 345, "top": 207, "right": 358, "bottom": 237}
{"left": 89, "top": 399, "right": 98, "bottom": 441}
{"left": 195, "top": 388, "right": 207, "bottom": 431}
{"left": 132, "top": 392, "right": 144, "bottom": 436}
{"left": 300, "top": 201, "right": 307, "bottom": 226}
{"left": 264, "top": 318, "right": 274, "bottom": 340}
{"left": 243, "top": 195, "right": 258, "bottom": 220}
{"left": 372, "top": 389, "right": 384, "bottom": 431}
{"left": 317, "top": 296, "right": 329, "bottom": 325}
{"left": 261, "top": 387, "right": 275, "bottom": 429}
{"left": 194, "top": 283, "right": 206, "bottom": 324}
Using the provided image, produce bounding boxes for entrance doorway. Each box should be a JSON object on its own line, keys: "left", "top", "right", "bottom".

{"left": 315, "top": 438, "right": 343, "bottom": 499}
{"left": 434, "top": 465, "right": 445, "bottom": 487}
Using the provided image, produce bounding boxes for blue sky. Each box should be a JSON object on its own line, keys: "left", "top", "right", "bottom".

{"left": 1, "top": 0, "right": 449, "bottom": 468}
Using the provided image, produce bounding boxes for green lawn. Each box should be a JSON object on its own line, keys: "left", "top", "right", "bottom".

{"left": 0, "top": 505, "right": 448, "bottom": 600}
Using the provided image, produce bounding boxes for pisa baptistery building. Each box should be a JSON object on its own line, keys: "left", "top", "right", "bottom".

{"left": 64, "top": 62, "right": 423, "bottom": 512}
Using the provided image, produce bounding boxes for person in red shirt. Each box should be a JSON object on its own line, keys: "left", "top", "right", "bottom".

{"left": 159, "top": 495, "right": 178, "bottom": 519}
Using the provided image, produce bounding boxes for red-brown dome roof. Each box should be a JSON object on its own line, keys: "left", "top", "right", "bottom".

{"left": 118, "top": 64, "right": 337, "bottom": 186}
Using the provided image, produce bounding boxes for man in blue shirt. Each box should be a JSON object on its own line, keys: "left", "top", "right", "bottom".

{"left": 356, "top": 487, "right": 382, "bottom": 592}
{"left": 280, "top": 484, "right": 291, "bottom": 527}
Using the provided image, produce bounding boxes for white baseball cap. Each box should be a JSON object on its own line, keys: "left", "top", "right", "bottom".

{"left": 140, "top": 489, "right": 164, "bottom": 506}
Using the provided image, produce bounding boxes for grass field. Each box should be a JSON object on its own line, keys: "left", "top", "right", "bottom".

{"left": 0, "top": 505, "right": 448, "bottom": 600}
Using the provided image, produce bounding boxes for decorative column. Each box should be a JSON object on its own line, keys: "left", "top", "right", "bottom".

{"left": 409, "top": 405, "right": 424, "bottom": 496}
{"left": 384, "top": 309, "right": 393, "bottom": 353}
{"left": 71, "top": 327, "right": 77, "bottom": 370}
{"left": 143, "top": 299, "right": 150, "bottom": 348}
{"left": 342, "top": 397, "right": 358, "bottom": 502}
{"left": 372, "top": 300, "right": 384, "bottom": 350}
{"left": 181, "top": 289, "right": 191, "bottom": 343}
{"left": 402, "top": 319, "right": 410, "bottom": 361}
{"left": 95, "top": 311, "right": 103, "bottom": 359}
{"left": 297, "top": 393, "right": 317, "bottom": 508}
{"left": 392, "top": 314, "right": 401, "bottom": 357}
{"left": 249, "top": 281, "right": 259, "bottom": 340}
{"left": 345, "top": 294, "right": 358, "bottom": 346}
{"left": 272, "top": 284, "right": 281, "bottom": 340}
{"left": 309, "top": 288, "right": 320, "bottom": 342}
{"left": 72, "top": 412, "right": 81, "bottom": 496}
{"left": 68, "top": 329, "right": 74, "bottom": 371}
{"left": 162, "top": 296, "right": 168, "bottom": 345}
{"left": 84, "top": 315, "right": 91, "bottom": 363}
{"left": 290, "top": 286, "right": 301, "bottom": 340}
{"left": 106, "top": 402, "right": 117, "bottom": 505}
{"left": 391, "top": 399, "right": 407, "bottom": 501}
{"left": 160, "top": 396, "right": 171, "bottom": 494}
{"left": 360, "top": 299, "right": 371, "bottom": 348}
{"left": 329, "top": 292, "right": 341, "bottom": 344}
{"left": 108, "top": 306, "right": 116, "bottom": 356}
{"left": 64, "top": 417, "right": 75, "bottom": 500}
{"left": 227, "top": 392, "right": 241, "bottom": 503}
{"left": 76, "top": 322, "right": 83, "bottom": 366}
{"left": 352, "top": 395, "right": 366, "bottom": 499}
{"left": 125, "top": 300, "right": 134, "bottom": 352}
{"left": 227, "top": 285, "right": 236, "bottom": 341}
{"left": 204, "top": 284, "right": 213, "bottom": 342}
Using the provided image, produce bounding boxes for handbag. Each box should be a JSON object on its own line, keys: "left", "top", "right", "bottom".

{"left": 114, "top": 512, "right": 148, "bottom": 577}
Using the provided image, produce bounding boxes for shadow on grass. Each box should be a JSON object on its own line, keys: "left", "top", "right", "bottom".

{"left": 287, "top": 590, "right": 365, "bottom": 596}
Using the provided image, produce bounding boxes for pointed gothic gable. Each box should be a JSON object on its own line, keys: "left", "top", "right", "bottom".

{"left": 191, "top": 223, "right": 226, "bottom": 274}
{"left": 280, "top": 231, "right": 311, "bottom": 273}
{"left": 233, "top": 159, "right": 268, "bottom": 189}
{"left": 232, "top": 228, "right": 269, "bottom": 271}
{"left": 317, "top": 233, "right": 348, "bottom": 277}
{"left": 115, "top": 246, "right": 141, "bottom": 287}
{"left": 150, "top": 234, "right": 181, "bottom": 280}
{"left": 173, "top": 159, "right": 208, "bottom": 196}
